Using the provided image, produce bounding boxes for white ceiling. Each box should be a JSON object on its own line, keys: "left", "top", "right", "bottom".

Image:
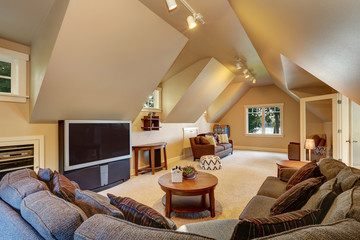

{"left": 0, "top": 0, "right": 54, "bottom": 45}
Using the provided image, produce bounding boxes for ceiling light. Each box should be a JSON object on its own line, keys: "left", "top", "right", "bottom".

{"left": 236, "top": 62, "right": 242, "bottom": 70}
{"left": 166, "top": 0, "right": 177, "bottom": 11}
{"left": 245, "top": 74, "right": 250, "bottom": 79}
{"left": 243, "top": 69, "right": 249, "bottom": 75}
{"left": 187, "top": 15, "right": 197, "bottom": 29}
{"left": 252, "top": 78, "right": 256, "bottom": 84}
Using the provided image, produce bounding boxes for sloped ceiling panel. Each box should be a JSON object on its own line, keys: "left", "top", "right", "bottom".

{"left": 207, "top": 82, "right": 250, "bottom": 123}
{"left": 229, "top": 0, "right": 360, "bottom": 104}
{"left": 30, "top": 0, "right": 188, "bottom": 123}
{"left": 164, "top": 58, "right": 235, "bottom": 123}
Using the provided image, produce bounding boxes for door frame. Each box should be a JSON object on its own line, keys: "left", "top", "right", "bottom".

{"left": 300, "top": 93, "right": 340, "bottom": 161}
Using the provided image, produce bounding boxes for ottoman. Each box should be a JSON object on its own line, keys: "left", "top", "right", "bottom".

{"left": 200, "top": 155, "right": 222, "bottom": 170}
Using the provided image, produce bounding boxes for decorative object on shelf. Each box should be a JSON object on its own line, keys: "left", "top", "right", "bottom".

{"left": 182, "top": 165, "right": 197, "bottom": 179}
{"left": 171, "top": 166, "right": 183, "bottom": 183}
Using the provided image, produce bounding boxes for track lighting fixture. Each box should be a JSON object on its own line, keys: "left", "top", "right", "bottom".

{"left": 166, "top": 0, "right": 205, "bottom": 29}
{"left": 235, "top": 58, "right": 256, "bottom": 84}
{"left": 166, "top": 0, "right": 177, "bottom": 11}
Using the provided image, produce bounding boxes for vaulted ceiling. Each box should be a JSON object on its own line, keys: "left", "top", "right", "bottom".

{"left": 1, "top": 0, "right": 358, "bottom": 123}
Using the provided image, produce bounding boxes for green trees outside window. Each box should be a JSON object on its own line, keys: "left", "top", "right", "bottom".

{"left": 247, "top": 105, "right": 282, "bottom": 135}
{"left": 0, "top": 60, "right": 11, "bottom": 93}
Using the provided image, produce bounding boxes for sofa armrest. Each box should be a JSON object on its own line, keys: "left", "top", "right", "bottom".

{"left": 74, "top": 214, "right": 212, "bottom": 240}
{"left": 278, "top": 168, "right": 298, "bottom": 182}
{"left": 191, "top": 144, "right": 216, "bottom": 159}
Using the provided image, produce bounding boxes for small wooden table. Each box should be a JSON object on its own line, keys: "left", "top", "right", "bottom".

{"left": 158, "top": 172, "right": 218, "bottom": 218}
{"left": 132, "top": 142, "right": 167, "bottom": 176}
{"left": 276, "top": 160, "right": 309, "bottom": 177}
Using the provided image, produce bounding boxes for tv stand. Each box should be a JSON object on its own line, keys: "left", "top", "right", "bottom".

{"left": 60, "top": 159, "right": 130, "bottom": 191}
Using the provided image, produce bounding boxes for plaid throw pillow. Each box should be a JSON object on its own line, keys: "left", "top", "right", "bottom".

{"left": 232, "top": 209, "right": 320, "bottom": 240}
{"left": 286, "top": 161, "right": 321, "bottom": 190}
{"left": 107, "top": 194, "right": 176, "bottom": 230}
{"left": 271, "top": 176, "right": 324, "bottom": 215}
{"left": 52, "top": 171, "right": 77, "bottom": 203}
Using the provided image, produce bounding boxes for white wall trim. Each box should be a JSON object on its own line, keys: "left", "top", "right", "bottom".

{"left": 234, "top": 145, "right": 287, "bottom": 153}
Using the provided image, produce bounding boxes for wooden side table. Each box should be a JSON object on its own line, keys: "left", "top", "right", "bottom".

{"left": 158, "top": 172, "right": 218, "bottom": 218}
{"left": 132, "top": 142, "right": 167, "bottom": 176}
{"left": 276, "top": 160, "right": 309, "bottom": 177}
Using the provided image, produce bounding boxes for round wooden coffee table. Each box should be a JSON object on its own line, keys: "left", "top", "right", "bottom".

{"left": 158, "top": 172, "right": 218, "bottom": 218}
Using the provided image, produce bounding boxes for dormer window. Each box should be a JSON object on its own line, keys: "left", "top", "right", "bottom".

{"left": 142, "top": 88, "right": 162, "bottom": 112}
{"left": 0, "top": 47, "right": 29, "bottom": 103}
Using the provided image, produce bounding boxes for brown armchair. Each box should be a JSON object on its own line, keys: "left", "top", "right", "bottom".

{"left": 190, "top": 134, "right": 233, "bottom": 161}
{"left": 288, "top": 135, "right": 327, "bottom": 161}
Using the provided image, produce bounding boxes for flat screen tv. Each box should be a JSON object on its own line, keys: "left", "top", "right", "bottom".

{"left": 60, "top": 120, "right": 132, "bottom": 172}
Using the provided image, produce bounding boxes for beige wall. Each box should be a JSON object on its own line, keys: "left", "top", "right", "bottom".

{"left": 0, "top": 38, "right": 58, "bottom": 170}
{"left": 219, "top": 85, "right": 323, "bottom": 151}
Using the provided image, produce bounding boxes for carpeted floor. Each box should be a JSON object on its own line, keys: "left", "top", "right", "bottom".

{"left": 100, "top": 150, "right": 287, "bottom": 227}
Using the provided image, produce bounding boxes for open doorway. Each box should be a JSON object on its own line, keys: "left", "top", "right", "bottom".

{"left": 300, "top": 94, "right": 340, "bottom": 161}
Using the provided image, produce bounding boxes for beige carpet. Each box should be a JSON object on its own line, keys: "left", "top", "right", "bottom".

{"left": 100, "top": 150, "right": 287, "bottom": 227}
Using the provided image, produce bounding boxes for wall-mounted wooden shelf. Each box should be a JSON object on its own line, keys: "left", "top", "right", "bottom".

{"left": 141, "top": 117, "right": 161, "bottom": 131}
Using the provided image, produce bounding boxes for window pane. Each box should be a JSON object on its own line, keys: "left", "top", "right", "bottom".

{"left": 143, "top": 92, "right": 155, "bottom": 108}
{"left": 265, "top": 107, "right": 281, "bottom": 134}
{"left": 248, "top": 107, "right": 262, "bottom": 133}
{"left": 0, "top": 61, "right": 11, "bottom": 77}
{"left": 0, "top": 77, "right": 11, "bottom": 93}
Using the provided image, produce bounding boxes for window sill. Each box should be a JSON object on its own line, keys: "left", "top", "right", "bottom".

{"left": 245, "top": 133, "right": 284, "bottom": 138}
{"left": 0, "top": 93, "right": 28, "bottom": 103}
{"left": 141, "top": 108, "right": 161, "bottom": 113}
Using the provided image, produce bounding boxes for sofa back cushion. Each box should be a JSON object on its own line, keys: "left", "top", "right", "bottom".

{"left": 286, "top": 161, "right": 321, "bottom": 190}
{"left": 21, "top": 190, "right": 87, "bottom": 240}
{"left": 74, "top": 214, "right": 213, "bottom": 240}
{"left": 335, "top": 167, "right": 360, "bottom": 191}
{"left": 322, "top": 186, "right": 360, "bottom": 224}
{"left": 75, "top": 189, "right": 124, "bottom": 219}
{"left": 108, "top": 193, "right": 176, "bottom": 230}
{"left": 271, "top": 177, "right": 324, "bottom": 215}
{"left": 232, "top": 209, "right": 320, "bottom": 240}
{"left": 0, "top": 169, "right": 49, "bottom": 210}
{"left": 318, "top": 158, "right": 347, "bottom": 180}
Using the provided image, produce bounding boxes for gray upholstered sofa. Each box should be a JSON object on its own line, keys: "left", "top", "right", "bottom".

{"left": 1, "top": 158, "right": 360, "bottom": 240}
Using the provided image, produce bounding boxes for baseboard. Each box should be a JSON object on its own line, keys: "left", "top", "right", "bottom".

{"left": 130, "top": 154, "right": 185, "bottom": 176}
{"left": 234, "top": 145, "right": 287, "bottom": 153}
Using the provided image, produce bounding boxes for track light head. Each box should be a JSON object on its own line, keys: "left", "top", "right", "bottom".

{"left": 166, "top": 0, "right": 177, "bottom": 11}
{"left": 252, "top": 78, "right": 257, "bottom": 84}
{"left": 187, "top": 15, "right": 197, "bottom": 29}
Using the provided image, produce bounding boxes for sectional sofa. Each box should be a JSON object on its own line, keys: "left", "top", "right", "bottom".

{"left": 0, "top": 158, "right": 360, "bottom": 239}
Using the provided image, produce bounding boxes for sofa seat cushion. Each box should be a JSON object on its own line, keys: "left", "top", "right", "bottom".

{"left": 239, "top": 195, "right": 276, "bottom": 219}
{"left": 232, "top": 209, "right": 321, "bottom": 240}
{"left": 318, "top": 158, "right": 347, "bottom": 180}
{"left": 270, "top": 177, "right": 324, "bottom": 215}
{"left": 215, "top": 145, "right": 225, "bottom": 153}
{"left": 0, "top": 169, "right": 49, "bottom": 210}
{"left": 322, "top": 186, "right": 360, "bottom": 224}
{"left": 257, "top": 176, "right": 287, "bottom": 199}
{"left": 21, "top": 190, "right": 87, "bottom": 240}
{"left": 255, "top": 219, "right": 360, "bottom": 240}
{"left": 177, "top": 219, "right": 239, "bottom": 240}
{"left": 75, "top": 189, "right": 124, "bottom": 219}
{"left": 74, "top": 214, "right": 213, "bottom": 240}
{"left": 108, "top": 193, "right": 176, "bottom": 230}
{"left": 286, "top": 161, "right": 321, "bottom": 190}
{"left": 335, "top": 167, "right": 360, "bottom": 192}
{"left": 218, "top": 143, "right": 232, "bottom": 150}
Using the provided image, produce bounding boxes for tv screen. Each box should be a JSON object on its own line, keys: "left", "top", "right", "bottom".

{"left": 63, "top": 120, "right": 131, "bottom": 171}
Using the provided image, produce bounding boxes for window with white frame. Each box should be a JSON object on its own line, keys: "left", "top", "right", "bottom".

{"left": 246, "top": 104, "right": 283, "bottom": 136}
{"left": 0, "top": 47, "right": 29, "bottom": 103}
{"left": 142, "top": 88, "right": 162, "bottom": 112}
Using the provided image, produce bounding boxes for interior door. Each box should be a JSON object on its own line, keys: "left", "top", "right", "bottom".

{"left": 351, "top": 101, "right": 360, "bottom": 168}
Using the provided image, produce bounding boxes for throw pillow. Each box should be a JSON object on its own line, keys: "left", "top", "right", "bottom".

{"left": 218, "top": 134, "right": 229, "bottom": 144}
{"left": 286, "top": 161, "right": 321, "bottom": 190}
{"left": 271, "top": 176, "right": 324, "bottom": 215}
{"left": 194, "top": 137, "right": 201, "bottom": 144}
{"left": 200, "top": 136, "right": 210, "bottom": 145}
{"left": 205, "top": 135, "right": 216, "bottom": 145}
{"left": 107, "top": 193, "right": 177, "bottom": 230}
{"left": 318, "top": 158, "right": 347, "bottom": 180}
{"left": 74, "top": 189, "right": 124, "bottom": 219}
{"left": 231, "top": 209, "right": 321, "bottom": 240}
{"left": 38, "top": 168, "right": 54, "bottom": 189}
{"left": 52, "top": 171, "right": 77, "bottom": 203}
{"left": 335, "top": 167, "right": 360, "bottom": 192}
